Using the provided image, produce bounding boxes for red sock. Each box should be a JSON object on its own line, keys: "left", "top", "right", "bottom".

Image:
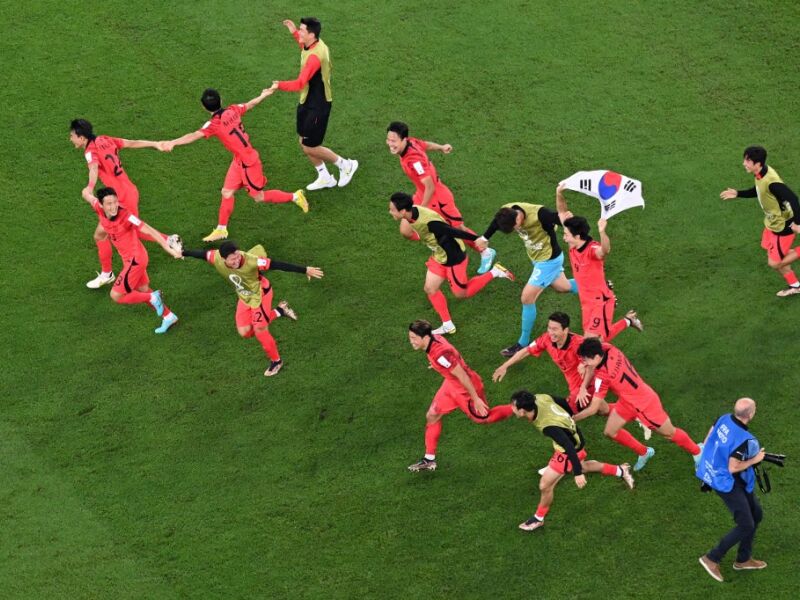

{"left": 407, "top": 231, "right": 421, "bottom": 242}
{"left": 425, "top": 420, "right": 442, "bottom": 455}
{"left": 601, "top": 463, "right": 618, "bottom": 477}
{"left": 671, "top": 428, "right": 700, "bottom": 455}
{"left": 261, "top": 189, "right": 294, "bottom": 204}
{"left": 218, "top": 196, "right": 235, "bottom": 226}
{"left": 115, "top": 291, "right": 151, "bottom": 304}
{"left": 254, "top": 328, "right": 280, "bottom": 361}
{"left": 606, "top": 318, "right": 628, "bottom": 342}
{"left": 485, "top": 404, "right": 514, "bottom": 423}
{"left": 96, "top": 239, "right": 113, "bottom": 273}
{"left": 783, "top": 270, "right": 799, "bottom": 286}
{"left": 612, "top": 429, "right": 647, "bottom": 456}
{"left": 162, "top": 307, "right": 173, "bottom": 318}
{"left": 427, "top": 291, "right": 451, "bottom": 322}
{"left": 534, "top": 505, "right": 550, "bottom": 520}
{"left": 465, "top": 272, "right": 494, "bottom": 297}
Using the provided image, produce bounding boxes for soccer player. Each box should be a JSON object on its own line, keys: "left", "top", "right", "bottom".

{"left": 160, "top": 87, "right": 308, "bottom": 242}
{"left": 557, "top": 191, "right": 643, "bottom": 339}
{"left": 406, "top": 320, "right": 514, "bottom": 472}
{"left": 386, "top": 121, "right": 495, "bottom": 272}
{"left": 389, "top": 193, "right": 515, "bottom": 335}
{"left": 720, "top": 145, "right": 800, "bottom": 296}
{"left": 510, "top": 390, "right": 634, "bottom": 531}
{"left": 493, "top": 312, "right": 654, "bottom": 469}
{"left": 181, "top": 241, "right": 323, "bottom": 377}
{"left": 82, "top": 188, "right": 181, "bottom": 333}
{"left": 574, "top": 337, "right": 703, "bottom": 465}
{"left": 271, "top": 17, "right": 358, "bottom": 191}
{"left": 70, "top": 118, "right": 163, "bottom": 288}
{"left": 474, "top": 195, "right": 577, "bottom": 357}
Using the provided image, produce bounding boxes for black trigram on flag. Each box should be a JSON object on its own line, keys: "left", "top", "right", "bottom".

{"left": 623, "top": 180, "right": 637, "bottom": 193}
{"left": 580, "top": 179, "right": 592, "bottom": 191}
{"left": 604, "top": 200, "right": 616, "bottom": 212}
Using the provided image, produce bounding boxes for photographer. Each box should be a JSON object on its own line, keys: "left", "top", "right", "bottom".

{"left": 695, "top": 398, "right": 767, "bottom": 582}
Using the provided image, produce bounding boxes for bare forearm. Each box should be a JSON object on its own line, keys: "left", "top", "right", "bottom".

{"left": 555, "top": 188, "right": 569, "bottom": 214}
{"left": 122, "top": 139, "right": 159, "bottom": 149}
{"left": 170, "top": 131, "right": 203, "bottom": 147}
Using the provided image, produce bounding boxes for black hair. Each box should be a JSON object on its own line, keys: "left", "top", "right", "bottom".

{"left": 743, "top": 146, "right": 767, "bottom": 166}
{"left": 548, "top": 312, "right": 570, "bottom": 329}
{"left": 563, "top": 216, "right": 590, "bottom": 239}
{"left": 387, "top": 121, "right": 410, "bottom": 140}
{"left": 300, "top": 17, "right": 322, "bottom": 39}
{"left": 409, "top": 319, "right": 433, "bottom": 338}
{"left": 201, "top": 88, "right": 222, "bottom": 112}
{"left": 511, "top": 390, "right": 537, "bottom": 413}
{"left": 219, "top": 241, "right": 239, "bottom": 258}
{"left": 70, "top": 118, "right": 94, "bottom": 140}
{"left": 577, "top": 337, "right": 604, "bottom": 359}
{"left": 390, "top": 192, "right": 414, "bottom": 211}
{"left": 96, "top": 187, "right": 117, "bottom": 203}
{"left": 494, "top": 207, "right": 519, "bottom": 233}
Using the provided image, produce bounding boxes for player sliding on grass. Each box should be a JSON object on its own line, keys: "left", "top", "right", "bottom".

{"left": 406, "top": 320, "right": 513, "bottom": 472}
{"left": 159, "top": 87, "right": 308, "bottom": 242}
{"left": 181, "top": 241, "right": 323, "bottom": 377}
{"left": 389, "top": 193, "right": 515, "bottom": 335}
{"left": 82, "top": 187, "right": 182, "bottom": 334}
{"left": 70, "top": 118, "right": 164, "bottom": 289}
{"left": 493, "top": 312, "right": 654, "bottom": 470}
{"left": 510, "top": 390, "right": 634, "bottom": 531}
{"left": 386, "top": 121, "right": 495, "bottom": 272}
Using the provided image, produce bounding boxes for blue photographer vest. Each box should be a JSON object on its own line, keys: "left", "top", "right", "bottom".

{"left": 696, "top": 414, "right": 758, "bottom": 493}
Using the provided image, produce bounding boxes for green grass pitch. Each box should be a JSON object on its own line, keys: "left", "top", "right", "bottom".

{"left": 2, "top": 1, "right": 799, "bottom": 597}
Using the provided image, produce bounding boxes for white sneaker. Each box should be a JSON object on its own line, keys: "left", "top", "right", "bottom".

{"left": 86, "top": 271, "right": 115, "bottom": 289}
{"left": 306, "top": 173, "right": 337, "bottom": 190}
{"left": 432, "top": 322, "right": 456, "bottom": 335}
{"left": 337, "top": 159, "right": 359, "bottom": 187}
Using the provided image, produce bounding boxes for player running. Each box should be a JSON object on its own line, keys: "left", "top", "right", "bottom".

{"left": 575, "top": 337, "right": 703, "bottom": 466}
{"left": 474, "top": 195, "right": 577, "bottom": 356}
{"left": 70, "top": 118, "right": 163, "bottom": 289}
{"left": 386, "top": 121, "right": 495, "bottom": 272}
{"left": 720, "top": 145, "right": 800, "bottom": 296}
{"left": 181, "top": 241, "right": 323, "bottom": 377}
{"left": 493, "top": 312, "right": 654, "bottom": 469}
{"left": 406, "top": 320, "right": 514, "bottom": 472}
{"left": 81, "top": 187, "right": 182, "bottom": 333}
{"left": 511, "top": 390, "right": 634, "bottom": 531}
{"left": 160, "top": 87, "right": 308, "bottom": 242}
{"left": 389, "top": 193, "right": 515, "bottom": 335}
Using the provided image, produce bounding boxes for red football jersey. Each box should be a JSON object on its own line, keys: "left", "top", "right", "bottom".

{"left": 569, "top": 240, "right": 612, "bottom": 298}
{"left": 399, "top": 138, "right": 446, "bottom": 196}
{"left": 84, "top": 136, "right": 134, "bottom": 189}
{"left": 591, "top": 343, "right": 658, "bottom": 403}
{"left": 426, "top": 335, "right": 478, "bottom": 385}
{"left": 199, "top": 104, "right": 259, "bottom": 164}
{"left": 92, "top": 201, "right": 145, "bottom": 261}
{"left": 528, "top": 332, "right": 585, "bottom": 394}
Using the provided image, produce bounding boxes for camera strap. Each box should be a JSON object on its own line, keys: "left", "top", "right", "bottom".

{"left": 755, "top": 464, "right": 771, "bottom": 493}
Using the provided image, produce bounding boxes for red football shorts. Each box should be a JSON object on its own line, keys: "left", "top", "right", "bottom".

{"left": 430, "top": 375, "right": 488, "bottom": 422}
{"left": 235, "top": 286, "right": 274, "bottom": 329}
{"left": 425, "top": 256, "right": 470, "bottom": 293}
{"left": 548, "top": 448, "right": 588, "bottom": 475}
{"left": 413, "top": 183, "right": 463, "bottom": 224}
{"left": 114, "top": 252, "right": 149, "bottom": 293}
{"left": 223, "top": 157, "right": 268, "bottom": 197}
{"left": 581, "top": 294, "right": 616, "bottom": 337}
{"left": 613, "top": 392, "right": 669, "bottom": 430}
{"left": 761, "top": 228, "right": 795, "bottom": 263}
{"left": 114, "top": 182, "right": 140, "bottom": 216}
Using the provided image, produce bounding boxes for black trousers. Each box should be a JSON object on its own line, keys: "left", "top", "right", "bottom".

{"left": 708, "top": 480, "right": 763, "bottom": 563}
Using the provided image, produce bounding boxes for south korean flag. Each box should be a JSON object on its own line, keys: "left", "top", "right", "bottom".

{"left": 559, "top": 170, "right": 645, "bottom": 219}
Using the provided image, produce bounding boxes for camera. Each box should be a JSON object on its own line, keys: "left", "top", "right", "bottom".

{"left": 762, "top": 452, "right": 786, "bottom": 467}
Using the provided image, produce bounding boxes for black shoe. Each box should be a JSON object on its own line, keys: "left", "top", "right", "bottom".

{"left": 500, "top": 342, "right": 525, "bottom": 357}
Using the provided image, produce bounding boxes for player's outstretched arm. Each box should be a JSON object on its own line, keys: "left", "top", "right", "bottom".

{"left": 572, "top": 396, "right": 602, "bottom": 422}
{"left": 141, "top": 223, "right": 182, "bottom": 258}
{"left": 450, "top": 364, "right": 489, "bottom": 417}
{"left": 245, "top": 86, "right": 278, "bottom": 111}
{"left": 162, "top": 131, "right": 204, "bottom": 152}
{"left": 282, "top": 19, "right": 297, "bottom": 34}
{"left": 424, "top": 141, "right": 453, "bottom": 154}
{"left": 597, "top": 218, "right": 611, "bottom": 257}
{"left": 120, "top": 139, "right": 162, "bottom": 150}
{"left": 492, "top": 346, "right": 530, "bottom": 382}
{"left": 555, "top": 184, "right": 572, "bottom": 221}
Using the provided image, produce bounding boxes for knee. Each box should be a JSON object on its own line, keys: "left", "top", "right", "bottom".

{"left": 737, "top": 516, "right": 756, "bottom": 535}
{"left": 452, "top": 288, "right": 467, "bottom": 299}
{"left": 538, "top": 479, "right": 552, "bottom": 493}
{"left": 425, "top": 411, "right": 439, "bottom": 424}
{"left": 423, "top": 284, "right": 437, "bottom": 296}
{"left": 221, "top": 189, "right": 234, "bottom": 198}
{"left": 237, "top": 326, "right": 252, "bottom": 338}
{"left": 94, "top": 230, "right": 107, "bottom": 242}
{"left": 109, "top": 290, "right": 122, "bottom": 303}
{"left": 767, "top": 259, "right": 781, "bottom": 270}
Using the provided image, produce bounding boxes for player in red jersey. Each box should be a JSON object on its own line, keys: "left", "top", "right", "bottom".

{"left": 160, "top": 87, "right": 308, "bottom": 242}
{"left": 70, "top": 119, "right": 164, "bottom": 289}
{"left": 386, "top": 121, "right": 496, "bottom": 273}
{"left": 180, "top": 241, "right": 324, "bottom": 377}
{"left": 575, "top": 337, "right": 703, "bottom": 467}
{"left": 82, "top": 188, "right": 182, "bottom": 333}
{"left": 406, "top": 320, "right": 514, "bottom": 472}
{"left": 556, "top": 184, "right": 643, "bottom": 339}
{"left": 493, "top": 312, "right": 654, "bottom": 469}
